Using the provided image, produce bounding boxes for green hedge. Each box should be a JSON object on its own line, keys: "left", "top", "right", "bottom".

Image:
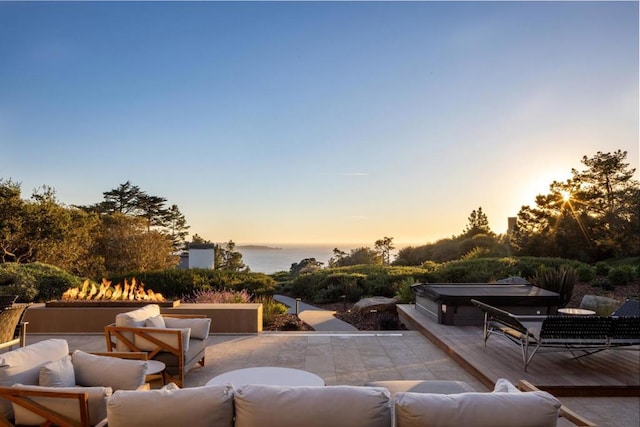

{"left": 430, "top": 257, "right": 590, "bottom": 283}
{"left": 288, "top": 265, "right": 431, "bottom": 303}
{"left": 108, "top": 269, "right": 278, "bottom": 300}
{"left": 0, "top": 262, "right": 84, "bottom": 303}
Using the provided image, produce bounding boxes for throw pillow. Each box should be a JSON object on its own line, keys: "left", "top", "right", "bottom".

{"left": 145, "top": 315, "right": 166, "bottom": 328}
{"left": 107, "top": 384, "right": 234, "bottom": 427}
{"left": 72, "top": 350, "right": 147, "bottom": 391}
{"left": 39, "top": 355, "right": 75, "bottom": 387}
{"left": 114, "top": 305, "right": 161, "bottom": 351}
{"left": 493, "top": 378, "right": 521, "bottom": 393}
{"left": 11, "top": 384, "right": 111, "bottom": 427}
{"left": 164, "top": 317, "right": 211, "bottom": 340}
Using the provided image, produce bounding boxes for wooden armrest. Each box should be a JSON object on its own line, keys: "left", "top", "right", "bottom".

{"left": 517, "top": 381, "right": 597, "bottom": 427}
{"left": 0, "top": 386, "right": 89, "bottom": 427}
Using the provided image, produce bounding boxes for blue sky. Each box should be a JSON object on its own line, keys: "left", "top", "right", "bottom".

{"left": 1, "top": 1, "right": 638, "bottom": 245}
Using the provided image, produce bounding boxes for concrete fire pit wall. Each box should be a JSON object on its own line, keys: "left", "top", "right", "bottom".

{"left": 22, "top": 303, "right": 263, "bottom": 334}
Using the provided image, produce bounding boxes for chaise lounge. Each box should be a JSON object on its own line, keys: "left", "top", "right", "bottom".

{"left": 471, "top": 299, "right": 640, "bottom": 371}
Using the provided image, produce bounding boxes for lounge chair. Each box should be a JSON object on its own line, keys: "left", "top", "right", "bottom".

{"left": 471, "top": 299, "right": 640, "bottom": 371}
{"left": 611, "top": 299, "right": 640, "bottom": 317}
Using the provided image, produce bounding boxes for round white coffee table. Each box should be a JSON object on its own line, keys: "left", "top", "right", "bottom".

{"left": 206, "top": 367, "right": 324, "bottom": 387}
{"left": 146, "top": 360, "right": 166, "bottom": 385}
{"left": 557, "top": 308, "right": 596, "bottom": 316}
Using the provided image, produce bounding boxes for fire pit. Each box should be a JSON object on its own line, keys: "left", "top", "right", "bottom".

{"left": 46, "top": 278, "right": 180, "bottom": 308}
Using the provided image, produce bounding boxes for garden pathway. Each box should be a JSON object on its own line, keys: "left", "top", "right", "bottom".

{"left": 274, "top": 295, "right": 358, "bottom": 332}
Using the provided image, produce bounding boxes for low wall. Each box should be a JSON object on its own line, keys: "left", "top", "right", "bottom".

{"left": 22, "top": 303, "right": 263, "bottom": 334}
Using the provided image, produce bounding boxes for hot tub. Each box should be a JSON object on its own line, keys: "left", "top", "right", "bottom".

{"left": 411, "top": 283, "right": 559, "bottom": 326}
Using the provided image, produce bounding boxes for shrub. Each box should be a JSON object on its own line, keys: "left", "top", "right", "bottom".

{"left": 595, "top": 261, "right": 610, "bottom": 276}
{"left": 529, "top": 265, "right": 577, "bottom": 308}
{"left": 187, "top": 288, "right": 252, "bottom": 303}
{"left": 109, "top": 269, "right": 278, "bottom": 300}
{"left": 0, "top": 262, "right": 84, "bottom": 302}
{"left": 255, "top": 296, "right": 288, "bottom": 327}
{"left": 395, "top": 277, "right": 416, "bottom": 304}
{"left": 576, "top": 265, "right": 596, "bottom": 283}
{"left": 607, "top": 266, "right": 635, "bottom": 287}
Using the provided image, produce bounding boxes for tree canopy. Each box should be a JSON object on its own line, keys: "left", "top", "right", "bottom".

{"left": 511, "top": 150, "right": 639, "bottom": 261}
{"left": 0, "top": 179, "right": 184, "bottom": 278}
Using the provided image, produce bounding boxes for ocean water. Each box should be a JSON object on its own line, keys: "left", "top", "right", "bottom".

{"left": 238, "top": 244, "right": 338, "bottom": 274}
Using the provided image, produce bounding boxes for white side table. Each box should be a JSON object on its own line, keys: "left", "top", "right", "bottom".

{"left": 557, "top": 308, "right": 596, "bottom": 316}
{"left": 146, "top": 360, "right": 166, "bottom": 386}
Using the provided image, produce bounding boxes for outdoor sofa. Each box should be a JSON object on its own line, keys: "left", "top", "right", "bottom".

{"left": 97, "top": 377, "right": 598, "bottom": 427}
{"left": 471, "top": 299, "right": 640, "bottom": 371}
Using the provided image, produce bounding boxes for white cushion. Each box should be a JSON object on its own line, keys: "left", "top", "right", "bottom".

{"left": 72, "top": 350, "right": 147, "bottom": 391}
{"left": 11, "top": 384, "right": 111, "bottom": 426}
{"left": 234, "top": 385, "right": 391, "bottom": 427}
{"left": 0, "top": 339, "right": 70, "bottom": 420}
{"left": 164, "top": 317, "right": 211, "bottom": 340}
{"left": 134, "top": 328, "right": 190, "bottom": 352}
{"left": 395, "top": 390, "right": 561, "bottom": 427}
{"left": 145, "top": 314, "right": 166, "bottom": 328}
{"left": 106, "top": 384, "right": 234, "bottom": 427}
{"left": 114, "top": 305, "right": 161, "bottom": 351}
{"left": 39, "top": 355, "right": 75, "bottom": 387}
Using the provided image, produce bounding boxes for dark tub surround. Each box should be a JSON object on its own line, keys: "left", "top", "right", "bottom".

{"left": 411, "top": 283, "right": 559, "bottom": 326}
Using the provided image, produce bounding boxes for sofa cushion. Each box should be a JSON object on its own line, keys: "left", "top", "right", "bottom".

{"left": 395, "top": 390, "right": 561, "bottom": 427}
{"left": 39, "top": 355, "right": 75, "bottom": 387}
{"left": 151, "top": 337, "right": 206, "bottom": 378}
{"left": 0, "top": 339, "right": 70, "bottom": 420}
{"left": 134, "top": 327, "right": 191, "bottom": 352}
{"left": 164, "top": 317, "right": 211, "bottom": 340}
{"left": 234, "top": 385, "right": 391, "bottom": 427}
{"left": 106, "top": 383, "right": 234, "bottom": 427}
{"left": 114, "top": 304, "right": 161, "bottom": 351}
{"left": 72, "top": 350, "right": 147, "bottom": 391}
{"left": 11, "top": 384, "right": 111, "bottom": 426}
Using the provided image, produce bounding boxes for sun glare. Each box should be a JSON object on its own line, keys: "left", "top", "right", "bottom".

{"left": 560, "top": 190, "right": 571, "bottom": 202}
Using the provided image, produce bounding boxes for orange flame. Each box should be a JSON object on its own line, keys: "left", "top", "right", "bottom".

{"left": 61, "top": 278, "right": 165, "bottom": 302}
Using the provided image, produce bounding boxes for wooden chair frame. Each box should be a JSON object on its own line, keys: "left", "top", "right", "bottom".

{"left": 104, "top": 314, "right": 207, "bottom": 387}
{"left": 0, "top": 387, "right": 90, "bottom": 427}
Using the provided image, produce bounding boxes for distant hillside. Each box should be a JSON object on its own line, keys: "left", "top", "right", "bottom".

{"left": 237, "top": 245, "right": 283, "bottom": 250}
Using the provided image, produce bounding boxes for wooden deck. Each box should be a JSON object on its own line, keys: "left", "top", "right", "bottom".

{"left": 398, "top": 305, "right": 640, "bottom": 397}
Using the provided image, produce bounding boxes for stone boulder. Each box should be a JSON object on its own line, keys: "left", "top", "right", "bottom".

{"left": 579, "top": 295, "right": 621, "bottom": 316}
{"left": 352, "top": 297, "right": 399, "bottom": 314}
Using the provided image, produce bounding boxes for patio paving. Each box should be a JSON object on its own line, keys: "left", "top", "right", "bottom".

{"left": 23, "top": 331, "right": 488, "bottom": 390}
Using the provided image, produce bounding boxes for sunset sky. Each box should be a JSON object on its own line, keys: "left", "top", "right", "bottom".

{"left": 1, "top": 1, "right": 638, "bottom": 246}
